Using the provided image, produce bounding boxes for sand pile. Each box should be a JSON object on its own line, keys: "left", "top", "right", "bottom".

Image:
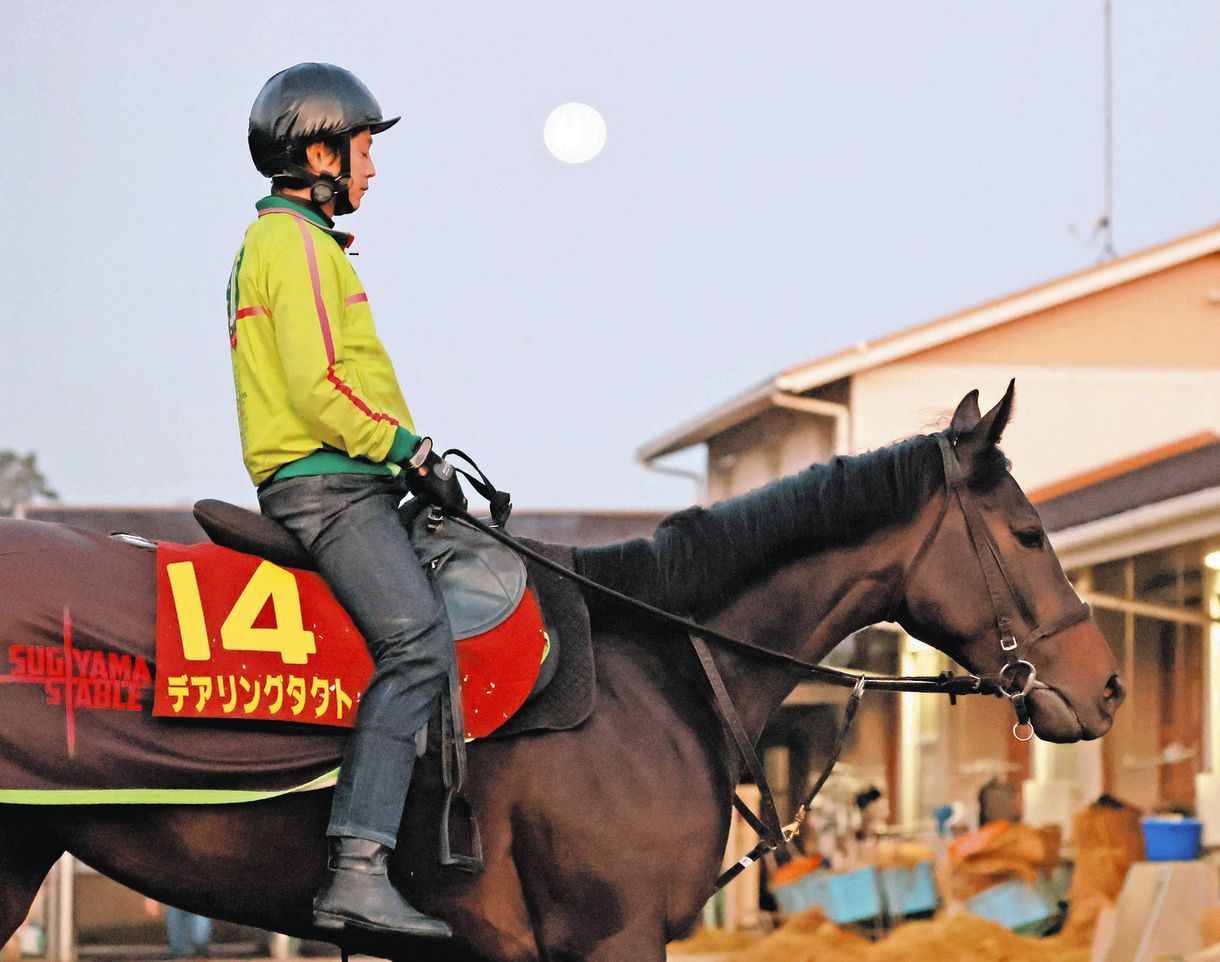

{"left": 868, "top": 912, "right": 1091, "bottom": 962}
{"left": 948, "top": 822, "right": 1060, "bottom": 900}
{"left": 668, "top": 926, "right": 760, "bottom": 955}
{"left": 678, "top": 901, "right": 1103, "bottom": 962}
{"left": 1068, "top": 797, "right": 1144, "bottom": 904}
{"left": 728, "top": 909, "right": 870, "bottom": 962}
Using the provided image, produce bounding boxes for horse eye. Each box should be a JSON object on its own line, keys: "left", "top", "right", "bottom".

{"left": 1014, "top": 528, "right": 1045, "bottom": 549}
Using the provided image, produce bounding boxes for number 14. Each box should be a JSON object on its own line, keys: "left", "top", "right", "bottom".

{"left": 166, "top": 560, "right": 317, "bottom": 665}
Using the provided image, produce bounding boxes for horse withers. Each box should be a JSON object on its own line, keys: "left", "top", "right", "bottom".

{"left": 0, "top": 383, "right": 1122, "bottom": 962}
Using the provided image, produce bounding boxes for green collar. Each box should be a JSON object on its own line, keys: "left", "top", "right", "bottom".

{"left": 255, "top": 195, "right": 354, "bottom": 249}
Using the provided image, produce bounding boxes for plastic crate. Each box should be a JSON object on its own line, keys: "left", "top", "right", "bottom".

{"left": 775, "top": 866, "right": 901, "bottom": 925}
{"left": 824, "top": 867, "right": 882, "bottom": 924}
{"left": 963, "top": 879, "right": 1058, "bottom": 935}
{"left": 879, "top": 862, "right": 939, "bottom": 917}
{"left": 772, "top": 869, "right": 830, "bottom": 915}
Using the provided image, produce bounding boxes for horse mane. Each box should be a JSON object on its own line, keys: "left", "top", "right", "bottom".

{"left": 574, "top": 433, "right": 945, "bottom": 617}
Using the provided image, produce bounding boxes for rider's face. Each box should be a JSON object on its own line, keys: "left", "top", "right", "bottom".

{"left": 345, "top": 129, "right": 376, "bottom": 210}
{"left": 305, "top": 128, "right": 376, "bottom": 211}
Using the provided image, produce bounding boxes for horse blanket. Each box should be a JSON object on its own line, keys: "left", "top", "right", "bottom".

{"left": 0, "top": 518, "right": 592, "bottom": 804}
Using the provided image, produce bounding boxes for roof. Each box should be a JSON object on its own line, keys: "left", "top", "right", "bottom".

{"left": 1035, "top": 433, "right": 1220, "bottom": 533}
{"left": 502, "top": 509, "right": 667, "bottom": 545}
{"left": 635, "top": 380, "right": 777, "bottom": 465}
{"left": 20, "top": 505, "right": 208, "bottom": 543}
{"left": 638, "top": 222, "right": 1220, "bottom": 462}
{"left": 19, "top": 504, "right": 666, "bottom": 549}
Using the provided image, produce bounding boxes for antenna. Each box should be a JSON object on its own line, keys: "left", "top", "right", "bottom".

{"left": 1096, "top": 0, "right": 1117, "bottom": 261}
{"left": 1070, "top": 0, "right": 1117, "bottom": 261}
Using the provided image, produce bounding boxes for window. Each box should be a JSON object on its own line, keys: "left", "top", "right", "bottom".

{"left": 1069, "top": 541, "right": 1216, "bottom": 811}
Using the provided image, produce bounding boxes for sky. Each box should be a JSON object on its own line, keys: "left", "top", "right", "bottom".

{"left": 4, "top": 1, "right": 1220, "bottom": 511}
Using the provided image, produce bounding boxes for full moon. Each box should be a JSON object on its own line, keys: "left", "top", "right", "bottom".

{"left": 543, "top": 103, "right": 607, "bottom": 164}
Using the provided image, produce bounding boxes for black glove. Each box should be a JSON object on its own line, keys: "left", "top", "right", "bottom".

{"left": 403, "top": 438, "right": 467, "bottom": 515}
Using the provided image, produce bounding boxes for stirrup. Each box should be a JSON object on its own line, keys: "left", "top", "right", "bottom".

{"left": 439, "top": 786, "right": 484, "bottom": 871}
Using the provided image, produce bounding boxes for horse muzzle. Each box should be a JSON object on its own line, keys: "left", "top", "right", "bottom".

{"left": 1026, "top": 672, "right": 1125, "bottom": 743}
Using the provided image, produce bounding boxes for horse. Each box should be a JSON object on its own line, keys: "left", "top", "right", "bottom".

{"left": 0, "top": 383, "right": 1124, "bottom": 962}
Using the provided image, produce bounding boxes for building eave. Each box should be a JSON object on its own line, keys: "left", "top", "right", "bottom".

{"left": 1048, "top": 486, "right": 1220, "bottom": 571}
{"left": 776, "top": 224, "right": 1220, "bottom": 395}
{"left": 636, "top": 380, "right": 775, "bottom": 463}
{"left": 638, "top": 223, "right": 1220, "bottom": 461}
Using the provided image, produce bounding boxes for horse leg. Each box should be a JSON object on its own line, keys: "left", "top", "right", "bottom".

{"left": 0, "top": 808, "right": 66, "bottom": 946}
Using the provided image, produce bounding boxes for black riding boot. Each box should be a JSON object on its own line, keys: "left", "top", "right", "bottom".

{"left": 312, "top": 837, "right": 452, "bottom": 938}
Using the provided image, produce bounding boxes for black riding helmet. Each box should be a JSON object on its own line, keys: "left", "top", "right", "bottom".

{"left": 249, "top": 63, "right": 399, "bottom": 215}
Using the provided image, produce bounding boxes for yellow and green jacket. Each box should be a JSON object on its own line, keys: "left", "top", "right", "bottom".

{"left": 227, "top": 196, "right": 421, "bottom": 486}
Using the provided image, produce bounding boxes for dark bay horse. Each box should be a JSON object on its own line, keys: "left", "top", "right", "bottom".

{"left": 0, "top": 385, "right": 1124, "bottom": 961}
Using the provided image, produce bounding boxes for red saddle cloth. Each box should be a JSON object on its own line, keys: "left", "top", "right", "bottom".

{"left": 153, "top": 541, "right": 547, "bottom": 740}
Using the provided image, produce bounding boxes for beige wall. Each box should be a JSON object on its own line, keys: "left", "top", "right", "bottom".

{"left": 706, "top": 407, "right": 835, "bottom": 501}
{"left": 851, "top": 363, "right": 1220, "bottom": 490}
{"left": 849, "top": 256, "right": 1220, "bottom": 488}
{"left": 913, "top": 255, "right": 1220, "bottom": 371}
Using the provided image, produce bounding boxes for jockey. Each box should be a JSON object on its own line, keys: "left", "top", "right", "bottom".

{"left": 227, "top": 62, "right": 463, "bottom": 939}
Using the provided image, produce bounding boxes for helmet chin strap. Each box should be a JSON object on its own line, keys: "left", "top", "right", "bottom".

{"left": 309, "top": 172, "right": 351, "bottom": 211}
{"left": 327, "top": 130, "right": 356, "bottom": 216}
{"left": 278, "top": 130, "right": 356, "bottom": 215}
{"left": 331, "top": 182, "right": 355, "bottom": 216}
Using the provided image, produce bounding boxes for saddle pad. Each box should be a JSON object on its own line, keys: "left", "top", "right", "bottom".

{"left": 490, "top": 538, "right": 594, "bottom": 740}
{"left": 153, "top": 541, "right": 546, "bottom": 740}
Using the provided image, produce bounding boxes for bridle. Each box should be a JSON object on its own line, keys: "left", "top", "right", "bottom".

{"left": 450, "top": 431, "right": 1092, "bottom": 888}
{"left": 894, "top": 433, "right": 1092, "bottom": 742}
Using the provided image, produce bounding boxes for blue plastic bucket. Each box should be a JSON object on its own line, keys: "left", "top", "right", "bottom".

{"left": 1141, "top": 817, "right": 1202, "bottom": 861}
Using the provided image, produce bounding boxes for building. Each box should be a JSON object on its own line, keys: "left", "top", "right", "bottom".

{"left": 638, "top": 225, "right": 1220, "bottom": 833}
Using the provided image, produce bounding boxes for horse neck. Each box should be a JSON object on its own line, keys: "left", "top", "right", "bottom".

{"left": 699, "top": 523, "right": 917, "bottom": 747}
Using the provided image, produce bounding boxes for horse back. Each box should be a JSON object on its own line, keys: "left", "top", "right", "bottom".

{"left": 0, "top": 517, "right": 158, "bottom": 648}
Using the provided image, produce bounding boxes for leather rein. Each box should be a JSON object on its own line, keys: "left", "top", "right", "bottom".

{"left": 451, "top": 432, "right": 1090, "bottom": 890}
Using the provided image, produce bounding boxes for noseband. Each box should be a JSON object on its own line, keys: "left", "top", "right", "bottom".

{"left": 895, "top": 434, "right": 1091, "bottom": 740}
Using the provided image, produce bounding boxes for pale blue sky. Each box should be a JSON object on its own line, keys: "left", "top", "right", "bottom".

{"left": 4, "top": 2, "right": 1220, "bottom": 509}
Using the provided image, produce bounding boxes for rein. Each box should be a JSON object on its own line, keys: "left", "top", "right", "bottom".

{"left": 450, "top": 432, "right": 1090, "bottom": 891}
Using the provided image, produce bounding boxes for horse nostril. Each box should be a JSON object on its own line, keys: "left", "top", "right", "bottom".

{"left": 1102, "top": 674, "right": 1126, "bottom": 710}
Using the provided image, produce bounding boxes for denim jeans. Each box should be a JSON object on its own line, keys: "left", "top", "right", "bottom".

{"left": 165, "top": 907, "right": 211, "bottom": 958}
{"left": 258, "top": 474, "right": 455, "bottom": 847}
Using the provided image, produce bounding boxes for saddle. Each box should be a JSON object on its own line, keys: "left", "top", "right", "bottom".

{"left": 194, "top": 499, "right": 539, "bottom": 642}
{"left": 189, "top": 498, "right": 587, "bottom": 872}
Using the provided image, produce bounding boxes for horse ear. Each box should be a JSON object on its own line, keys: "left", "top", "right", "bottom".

{"left": 949, "top": 390, "right": 982, "bottom": 438}
{"left": 975, "top": 379, "right": 1017, "bottom": 447}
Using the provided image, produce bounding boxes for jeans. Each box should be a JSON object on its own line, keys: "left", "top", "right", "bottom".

{"left": 165, "top": 907, "right": 211, "bottom": 959}
{"left": 259, "top": 474, "right": 455, "bottom": 847}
